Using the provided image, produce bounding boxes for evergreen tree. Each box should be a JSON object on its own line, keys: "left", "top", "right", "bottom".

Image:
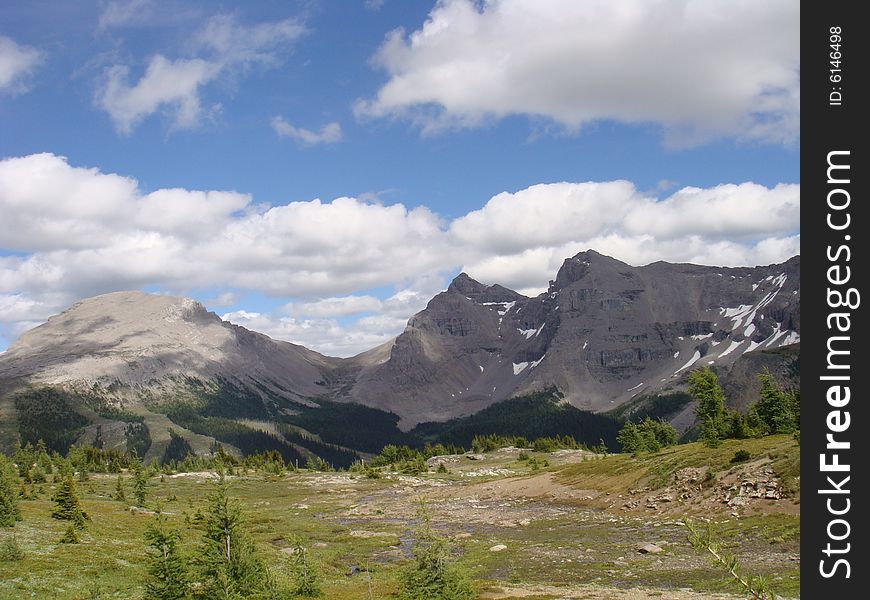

{"left": 0, "top": 533, "right": 24, "bottom": 561}
{"left": 787, "top": 388, "right": 800, "bottom": 427}
{"left": 144, "top": 511, "right": 190, "bottom": 600}
{"left": 68, "top": 445, "right": 87, "bottom": 481}
{"left": 54, "top": 454, "right": 73, "bottom": 478}
{"left": 36, "top": 439, "right": 53, "bottom": 473}
{"left": 15, "top": 443, "right": 34, "bottom": 479}
{"left": 114, "top": 475, "right": 127, "bottom": 502}
{"left": 400, "top": 500, "right": 475, "bottom": 600}
{"left": 616, "top": 418, "right": 677, "bottom": 453}
{"left": 132, "top": 457, "right": 148, "bottom": 506}
{"left": 638, "top": 417, "right": 677, "bottom": 450}
{"left": 725, "top": 409, "right": 752, "bottom": 439}
{"left": 162, "top": 430, "right": 195, "bottom": 465}
{"left": 0, "top": 455, "right": 21, "bottom": 527}
{"left": 746, "top": 404, "right": 765, "bottom": 436}
{"left": 195, "top": 471, "right": 266, "bottom": 598}
{"left": 754, "top": 369, "right": 797, "bottom": 434}
{"left": 616, "top": 422, "right": 644, "bottom": 454}
{"left": 51, "top": 476, "right": 88, "bottom": 527}
{"left": 289, "top": 543, "right": 322, "bottom": 597}
{"left": 31, "top": 465, "right": 46, "bottom": 483}
{"left": 699, "top": 417, "right": 721, "bottom": 448}
{"left": 59, "top": 523, "right": 80, "bottom": 544}
{"left": 688, "top": 368, "right": 726, "bottom": 446}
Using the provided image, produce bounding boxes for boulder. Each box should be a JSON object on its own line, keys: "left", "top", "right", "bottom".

{"left": 637, "top": 543, "right": 664, "bottom": 554}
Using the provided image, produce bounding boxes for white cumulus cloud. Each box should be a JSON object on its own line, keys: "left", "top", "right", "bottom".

{"left": 0, "top": 35, "right": 43, "bottom": 93}
{"left": 0, "top": 153, "right": 799, "bottom": 356}
{"left": 96, "top": 14, "right": 306, "bottom": 133}
{"left": 451, "top": 180, "right": 799, "bottom": 292}
{"left": 97, "top": 56, "right": 221, "bottom": 134}
{"left": 357, "top": 0, "right": 799, "bottom": 144}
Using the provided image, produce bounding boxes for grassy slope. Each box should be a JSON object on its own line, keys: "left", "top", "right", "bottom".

{"left": 0, "top": 436, "right": 800, "bottom": 599}
{"left": 556, "top": 434, "right": 800, "bottom": 494}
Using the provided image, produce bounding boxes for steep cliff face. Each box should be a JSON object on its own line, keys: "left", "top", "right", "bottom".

{"left": 350, "top": 251, "right": 800, "bottom": 428}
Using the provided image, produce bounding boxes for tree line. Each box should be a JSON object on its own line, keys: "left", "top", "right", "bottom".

{"left": 615, "top": 366, "right": 800, "bottom": 454}
{"left": 691, "top": 367, "right": 799, "bottom": 447}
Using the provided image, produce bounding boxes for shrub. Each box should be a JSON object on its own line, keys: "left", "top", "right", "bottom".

{"left": 59, "top": 524, "right": 80, "bottom": 544}
{"left": 399, "top": 457, "right": 427, "bottom": 475}
{"left": 731, "top": 449, "right": 752, "bottom": 463}
{"left": 703, "top": 468, "right": 716, "bottom": 487}
{"left": 0, "top": 535, "right": 24, "bottom": 561}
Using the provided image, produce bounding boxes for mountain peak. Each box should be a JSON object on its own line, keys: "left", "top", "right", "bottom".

{"left": 551, "top": 250, "right": 631, "bottom": 290}
{"left": 447, "top": 272, "right": 485, "bottom": 294}
{"left": 0, "top": 289, "right": 334, "bottom": 421}
{"left": 448, "top": 272, "right": 522, "bottom": 304}
{"left": 570, "top": 248, "right": 601, "bottom": 259}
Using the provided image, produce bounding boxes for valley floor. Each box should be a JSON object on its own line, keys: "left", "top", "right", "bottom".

{"left": 0, "top": 436, "right": 800, "bottom": 599}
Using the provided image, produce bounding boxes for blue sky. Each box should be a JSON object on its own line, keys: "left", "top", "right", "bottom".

{"left": 0, "top": 0, "right": 799, "bottom": 356}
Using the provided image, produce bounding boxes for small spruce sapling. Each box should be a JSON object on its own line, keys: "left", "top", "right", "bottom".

{"left": 290, "top": 541, "right": 322, "bottom": 597}
{"left": 400, "top": 499, "right": 475, "bottom": 600}
{"left": 51, "top": 476, "right": 89, "bottom": 528}
{"left": 143, "top": 509, "right": 189, "bottom": 599}
{"left": 114, "top": 475, "right": 127, "bottom": 502}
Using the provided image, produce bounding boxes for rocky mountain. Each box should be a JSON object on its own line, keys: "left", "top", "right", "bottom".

{"left": 0, "top": 291, "right": 336, "bottom": 398}
{"left": 0, "top": 292, "right": 382, "bottom": 459}
{"left": 352, "top": 251, "right": 799, "bottom": 427}
{"left": 0, "top": 251, "right": 799, "bottom": 458}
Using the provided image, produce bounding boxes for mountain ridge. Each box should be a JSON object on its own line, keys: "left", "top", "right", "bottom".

{"left": 349, "top": 251, "right": 799, "bottom": 427}
{"left": 0, "top": 250, "right": 800, "bottom": 457}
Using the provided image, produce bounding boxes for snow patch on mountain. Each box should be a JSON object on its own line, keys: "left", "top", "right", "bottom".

{"left": 512, "top": 362, "right": 529, "bottom": 375}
